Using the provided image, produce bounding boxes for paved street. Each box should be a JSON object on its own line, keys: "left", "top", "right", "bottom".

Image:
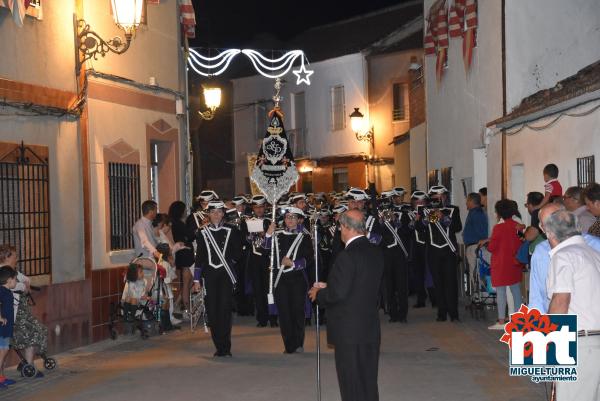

{"left": 2, "top": 301, "right": 547, "bottom": 401}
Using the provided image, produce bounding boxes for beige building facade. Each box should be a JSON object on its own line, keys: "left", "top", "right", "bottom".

{"left": 0, "top": 0, "right": 188, "bottom": 352}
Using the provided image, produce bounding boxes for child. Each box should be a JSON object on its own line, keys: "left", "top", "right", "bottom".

{"left": 538, "top": 163, "right": 563, "bottom": 209}
{"left": 155, "top": 243, "right": 181, "bottom": 327}
{"left": 0, "top": 266, "right": 18, "bottom": 388}
{"left": 121, "top": 263, "right": 149, "bottom": 325}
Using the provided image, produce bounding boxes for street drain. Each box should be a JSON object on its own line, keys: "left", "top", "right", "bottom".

{"left": 425, "top": 347, "right": 439, "bottom": 352}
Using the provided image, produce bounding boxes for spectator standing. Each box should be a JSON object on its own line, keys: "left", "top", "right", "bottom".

{"left": 545, "top": 210, "right": 600, "bottom": 401}
{"left": 478, "top": 187, "right": 488, "bottom": 210}
{"left": 0, "top": 267, "right": 18, "bottom": 388}
{"left": 133, "top": 200, "right": 160, "bottom": 259}
{"left": 563, "top": 186, "right": 595, "bottom": 233}
{"left": 529, "top": 204, "right": 600, "bottom": 313}
{"left": 583, "top": 183, "right": 600, "bottom": 238}
{"left": 484, "top": 200, "right": 523, "bottom": 330}
{"left": 525, "top": 192, "right": 544, "bottom": 231}
{"left": 463, "top": 193, "right": 489, "bottom": 293}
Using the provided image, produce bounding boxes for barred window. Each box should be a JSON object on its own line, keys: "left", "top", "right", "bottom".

{"left": 427, "top": 169, "right": 439, "bottom": 189}
{"left": 333, "top": 167, "right": 349, "bottom": 192}
{"left": 0, "top": 143, "right": 50, "bottom": 276}
{"left": 577, "top": 156, "right": 595, "bottom": 188}
{"left": 392, "top": 83, "right": 407, "bottom": 121}
{"left": 108, "top": 162, "right": 141, "bottom": 250}
{"left": 330, "top": 85, "right": 346, "bottom": 131}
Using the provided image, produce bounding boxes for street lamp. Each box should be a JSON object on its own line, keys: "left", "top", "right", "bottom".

{"left": 76, "top": 0, "right": 144, "bottom": 67}
{"left": 349, "top": 108, "right": 374, "bottom": 146}
{"left": 198, "top": 87, "right": 222, "bottom": 120}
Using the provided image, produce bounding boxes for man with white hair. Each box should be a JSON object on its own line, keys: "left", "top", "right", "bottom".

{"left": 529, "top": 203, "right": 600, "bottom": 313}
{"left": 545, "top": 209, "right": 600, "bottom": 400}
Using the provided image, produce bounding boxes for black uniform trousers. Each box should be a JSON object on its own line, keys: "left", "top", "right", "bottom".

{"left": 383, "top": 247, "right": 408, "bottom": 321}
{"left": 413, "top": 243, "right": 428, "bottom": 305}
{"left": 249, "top": 252, "right": 270, "bottom": 325}
{"left": 203, "top": 267, "right": 234, "bottom": 353}
{"left": 235, "top": 250, "right": 254, "bottom": 316}
{"left": 334, "top": 342, "right": 380, "bottom": 401}
{"left": 274, "top": 271, "right": 307, "bottom": 353}
{"left": 428, "top": 246, "right": 459, "bottom": 319}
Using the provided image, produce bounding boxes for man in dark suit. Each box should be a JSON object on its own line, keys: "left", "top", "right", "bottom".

{"left": 309, "top": 209, "right": 384, "bottom": 401}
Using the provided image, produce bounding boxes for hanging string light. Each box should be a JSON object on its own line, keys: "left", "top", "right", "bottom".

{"left": 187, "top": 48, "right": 314, "bottom": 85}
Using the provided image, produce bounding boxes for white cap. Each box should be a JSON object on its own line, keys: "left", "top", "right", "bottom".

{"left": 428, "top": 185, "right": 448, "bottom": 195}
{"left": 411, "top": 191, "right": 428, "bottom": 200}
{"left": 284, "top": 206, "right": 305, "bottom": 217}
{"left": 206, "top": 200, "right": 225, "bottom": 210}
{"left": 197, "top": 190, "right": 219, "bottom": 202}
{"left": 393, "top": 187, "right": 406, "bottom": 196}
{"left": 251, "top": 195, "right": 266, "bottom": 205}
{"left": 231, "top": 196, "right": 247, "bottom": 206}
{"left": 345, "top": 187, "right": 369, "bottom": 201}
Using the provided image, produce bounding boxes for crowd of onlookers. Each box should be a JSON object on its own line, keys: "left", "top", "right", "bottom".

{"left": 463, "top": 163, "right": 600, "bottom": 401}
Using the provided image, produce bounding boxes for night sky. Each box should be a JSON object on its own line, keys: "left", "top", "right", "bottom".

{"left": 190, "top": 0, "right": 413, "bottom": 47}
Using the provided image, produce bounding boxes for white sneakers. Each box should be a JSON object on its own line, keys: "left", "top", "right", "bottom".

{"left": 488, "top": 321, "right": 506, "bottom": 330}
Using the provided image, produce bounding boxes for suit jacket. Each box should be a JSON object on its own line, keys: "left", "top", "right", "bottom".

{"left": 316, "top": 236, "right": 384, "bottom": 345}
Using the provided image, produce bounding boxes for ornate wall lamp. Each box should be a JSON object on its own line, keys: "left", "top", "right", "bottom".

{"left": 349, "top": 108, "right": 375, "bottom": 147}
{"left": 198, "top": 87, "right": 222, "bottom": 120}
{"left": 76, "top": 0, "right": 144, "bottom": 70}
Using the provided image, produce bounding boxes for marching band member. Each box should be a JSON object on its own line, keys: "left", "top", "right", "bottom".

{"left": 345, "top": 188, "right": 382, "bottom": 246}
{"left": 425, "top": 186, "right": 462, "bottom": 322}
{"left": 228, "top": 196, "right": 254, "bottom": 317}
{"left": 330, "top": 204, "right": 348, "bottom": 266}
{"left": 264, "top": 207, "right": 314, "bottom": 354}
{"left": 246, "top": 195, "right": 277, "bottom": 327}
{"left": 194, "top": 200, "right": 242, "bottom": 357}
{"left": 379, "top": 190, "right": 409, "bottom": 323}
{"left": 409, "top": 191, "right": 432, "bottom": 308}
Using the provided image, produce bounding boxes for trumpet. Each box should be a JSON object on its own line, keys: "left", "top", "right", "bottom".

{"left": 423, "top": 208, "right": 443, "bottom": 224}
{"left": 378, "top": 208, "right": 397, "bottom": 223}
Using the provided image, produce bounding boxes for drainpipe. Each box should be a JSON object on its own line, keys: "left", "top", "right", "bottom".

{"left": 501, "top": 0, "right": 508, "bottom": 199}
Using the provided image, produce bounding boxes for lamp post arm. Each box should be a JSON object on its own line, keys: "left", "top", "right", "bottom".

{"left": 77, "top": 19, "right": 133, "bottom": 66}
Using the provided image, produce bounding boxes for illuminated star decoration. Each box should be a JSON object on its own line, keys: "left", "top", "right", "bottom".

{"left": 293, "top": 61, "right": 314, "bottom": 85}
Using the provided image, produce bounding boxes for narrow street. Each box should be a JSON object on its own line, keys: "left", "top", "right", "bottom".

{"left": 3, "top": 301, "right": 545, "bottom": 401}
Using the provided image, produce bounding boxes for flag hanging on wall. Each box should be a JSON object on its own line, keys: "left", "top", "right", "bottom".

{"left": 434, "top": 1, "right": 449, "bottom": 86}
{"left": 448, "top": 0, "right": 465, "bottom": 38}
{"left": 180, "top": 0, "right": 196, "bottom": 39}
{"left": 463, "top": 0, "right": 477, "bottom": 73}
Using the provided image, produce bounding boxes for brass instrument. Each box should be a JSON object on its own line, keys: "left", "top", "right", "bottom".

{"left": 427, "top": 209, "right": 441, "bottom": 224}
{"left": 378, "top": 207, "right": 397, "bottom": 223}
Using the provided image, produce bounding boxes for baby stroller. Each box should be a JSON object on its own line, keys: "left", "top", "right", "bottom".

{"left": 109, "top": 256, "right": 163, "bottom": 340}
{"left": 13, "top": 286, "right": 58, "bottom": 378}
{"left": 466, "top": 245, "right": 497, "bottom": 320}
{"left": 189, "top": 278, "right": 208, "bottom": 333}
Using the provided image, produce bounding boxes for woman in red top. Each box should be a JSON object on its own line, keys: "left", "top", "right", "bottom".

{"left": 482, "top": 199, "right": 523, "bottom": 330}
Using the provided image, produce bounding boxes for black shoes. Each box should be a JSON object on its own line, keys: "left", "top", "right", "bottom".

{"left": 413, "top": 303, "right": 426, "bottom": 308}
{"left": 269, "top": 320, "right": 279, "bottom": 328}
{"left": 436, "top": 316, "right": 447, "bottom": 322}
{"left": 256, "top": 322, "right": 268, "bottom": 327}
{"left": 214, "top": 351, "right": 232, "bottom": 357}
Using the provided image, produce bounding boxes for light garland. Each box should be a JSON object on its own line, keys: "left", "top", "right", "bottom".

{"left": 187, "top": 48, "right": 314, "bottom": 85}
